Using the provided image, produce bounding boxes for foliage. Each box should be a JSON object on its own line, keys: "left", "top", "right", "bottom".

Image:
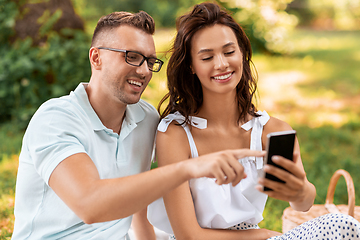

{"left": 0, "top": 0, "right": 301, "bottom": 128}
{"left": 285, "top": 0, "right": 315, "bottom": 27}
{"left": 0, "top": 1, "right": 17, "bottom": 43}
{"left": 72, "top": 0, "right": 298, "bottom": 54}
{"left": 72, "top": 0, "right": 203, "bottom": 29}
{"left": 287, "top": 0, "right": 360, "bottom": 30}
{"left": 219, "top": 0, "right": 298, "bottom": 54}
{"left": 0, "top": 0, "right": 91, "bottom": 129}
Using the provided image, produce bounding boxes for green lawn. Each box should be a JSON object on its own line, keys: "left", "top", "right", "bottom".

{"left": 255, "top": 29, "right": 360, "bottom": 231}
{"left": 0, "top": 29, "right": 360, "bottom": 237}
{"left": 0, "top": 155, "right": 17, "bottom": 238}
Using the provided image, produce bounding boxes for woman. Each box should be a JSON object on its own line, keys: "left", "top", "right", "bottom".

{"left": 148, "top": 2, "right": 360, "bottom": 239}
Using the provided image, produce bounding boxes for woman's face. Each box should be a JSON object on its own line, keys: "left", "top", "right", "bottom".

{"left": 190, "top": 24, "right": 243, "bottom": 96}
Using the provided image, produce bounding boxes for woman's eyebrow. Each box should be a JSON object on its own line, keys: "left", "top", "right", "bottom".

{"left": 197, "top": 42, "right": 236, "bottom": 54}
{"left": 197, "top": 48, "right": 213, "bottom": 54}
{"left": 223, "top": 42, "right": 235, "bottom": 48}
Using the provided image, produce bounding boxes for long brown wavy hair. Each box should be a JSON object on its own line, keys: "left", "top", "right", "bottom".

{"left": 158, "top": 2, "right": 259, "bottom": 124}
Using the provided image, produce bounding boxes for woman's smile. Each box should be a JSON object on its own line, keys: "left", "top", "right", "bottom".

{"left": 212, "top": 72, "right": 234, "bottom": 83}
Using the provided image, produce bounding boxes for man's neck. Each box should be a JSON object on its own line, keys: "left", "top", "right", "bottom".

{"left": 85, "top": 82, "right": 126, "bottom": 134}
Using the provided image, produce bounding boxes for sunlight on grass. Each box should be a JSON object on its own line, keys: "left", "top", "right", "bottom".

{"left": 0, "top": 195, "right": 15, "bottom": 239}
{"left": 256, "top": 68, "right": 356, "bottom": 127}
{"left": 290, "top": 30, "right": 360, "bottom": 53}
{"left": 253, "top": 30, "right": 360, "bottom": 127}
{"left": 0, "top": 155, "right": 18, "bottom": 239}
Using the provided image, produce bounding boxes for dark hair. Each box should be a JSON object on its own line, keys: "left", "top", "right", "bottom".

{"left": 158, "top": 2, "right": 258, "bottom": 123}
{"left": 91, "top": 11, "right": 155, "bottom": 47}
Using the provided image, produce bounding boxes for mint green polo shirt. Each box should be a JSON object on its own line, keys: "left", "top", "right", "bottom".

{"left": 12, "top": 83, "right": 159, "bottom": 240}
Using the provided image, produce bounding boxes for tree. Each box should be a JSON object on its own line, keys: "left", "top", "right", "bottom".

{"left": 219, "top": 0, "right": 298, "bottom": 54}
{"left": 287, "top": 0, "right": 360, "bottom": 30}
{"left": 0, "top": 0, "right": 90, "bottom": 128}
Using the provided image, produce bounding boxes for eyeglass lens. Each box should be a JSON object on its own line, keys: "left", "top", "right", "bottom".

{"left": 126, "top": 52, "right": 162, "bottom": 72}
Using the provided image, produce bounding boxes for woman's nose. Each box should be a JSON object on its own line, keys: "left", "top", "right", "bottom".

{"left": 214, "top": 54, "right": 229, "bottom": 70}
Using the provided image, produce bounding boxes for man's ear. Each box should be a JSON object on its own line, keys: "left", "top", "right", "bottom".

{"left": 89, "top": 47, "right": 102, "bottom": 70}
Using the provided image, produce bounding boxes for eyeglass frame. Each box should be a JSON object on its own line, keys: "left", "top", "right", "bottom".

{"left": 97, "top": 47, "right": 164, "bottom": 72}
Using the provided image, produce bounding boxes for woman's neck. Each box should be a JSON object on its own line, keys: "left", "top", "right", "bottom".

{"left": 197, "top": 91, "right": 243, "bottom": 127}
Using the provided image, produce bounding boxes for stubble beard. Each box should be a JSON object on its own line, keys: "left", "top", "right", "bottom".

{"left": 116, "top": 85, "right": 146, "bottom": 105}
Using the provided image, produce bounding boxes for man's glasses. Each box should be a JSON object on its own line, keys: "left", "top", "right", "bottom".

{"left": 97, "top": 47, "right": 164, "bottom": 72}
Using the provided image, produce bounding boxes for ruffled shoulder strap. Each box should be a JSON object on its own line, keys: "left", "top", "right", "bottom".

{"left": 157, "top": 112, "right": 207, "bottom": 158}
{"left": 241, "top": 110, "right": 270, "bottom": 169}
{"left": 157, "top": 111, "right": 207, "bottom": 132}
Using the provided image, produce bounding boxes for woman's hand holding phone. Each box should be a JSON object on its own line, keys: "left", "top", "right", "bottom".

{"left": 262, "top": 130, "right": 296, "bottom": 191}
{"left": 256, "top": 130, "right": 309, "bottom": 204}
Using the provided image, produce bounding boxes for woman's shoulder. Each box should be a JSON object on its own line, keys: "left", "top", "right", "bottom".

{"left": 263, "top": 115, "right": 293, "bottom": 136}
{"left": 158, "top": 120, "right": 187, "bottom": 138}
{"left": 158, "top": 112, "right": 186, "bottom": 132}
{"left": 157, "top": 112, "right": 190, "bottom": 141}
{"left": 156, "top": 115, "right": 192, "bottom": 165}
{"left": 158, "top": 111, "right": 207, "bottom": 133}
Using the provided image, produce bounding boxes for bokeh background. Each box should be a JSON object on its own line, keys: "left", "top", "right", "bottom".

{"left": 0, "top": 0, "right": 360, "bottom": 237}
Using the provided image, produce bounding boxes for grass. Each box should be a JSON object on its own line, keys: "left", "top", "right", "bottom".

{"left": 254, "top": 29, "right": 360, "bottom": 128}
{"left": 0, "top": 155, "right": 17, "bottom": 239}
{"left": 255, "top": 29, "right": 360, "bottom": 231}
{"left": 259, "top": 121, "right": 360, "bottom": 231}
{"left": 1, "top": 28, "right": 360, "bottom": 236}
{"left": 0, "top": 123, "right": 23, "bottom": 160}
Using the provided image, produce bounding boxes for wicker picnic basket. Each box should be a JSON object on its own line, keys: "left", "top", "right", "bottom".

{"left": 282, "top": 169, "right": 360, "bottom": 233}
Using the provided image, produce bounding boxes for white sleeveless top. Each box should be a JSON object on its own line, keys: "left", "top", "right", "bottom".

{"left": 148, "top": 111, "right": 270, "bottom": 234}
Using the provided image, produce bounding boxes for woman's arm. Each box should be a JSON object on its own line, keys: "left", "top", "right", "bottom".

{"left": 157, "top": 123, "right": 281, "bottom": 240}
{"left": 258, "top": 117, "right": 316, "bottom": 212}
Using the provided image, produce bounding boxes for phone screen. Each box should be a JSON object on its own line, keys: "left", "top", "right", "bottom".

{"left": 263, "top": 130, "right": 296, "bottom": 191}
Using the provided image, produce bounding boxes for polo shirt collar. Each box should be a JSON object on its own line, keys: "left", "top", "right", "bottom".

{"left": 74, "top": 83, "right": 145, "bottom": 136}
{"left": 125, "top": 102, "right": 145, "bottom": 122}
{"left": 119, "top": 100, "right": 145, "bottom": 140}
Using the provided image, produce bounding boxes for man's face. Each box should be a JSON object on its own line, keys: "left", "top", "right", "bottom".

{"left": 98, "top": 25, "right": 156, "bottom": 105}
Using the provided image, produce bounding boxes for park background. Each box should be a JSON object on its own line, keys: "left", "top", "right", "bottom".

{"left": 0, "top": 0, "right": 360, "bottom": 238}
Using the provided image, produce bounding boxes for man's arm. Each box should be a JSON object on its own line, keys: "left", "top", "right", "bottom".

{"left": 131, "top": 207, "right": 156, "bottom": 240}
{"left": 49, "top": 149, "right": 265, "bottom": 224}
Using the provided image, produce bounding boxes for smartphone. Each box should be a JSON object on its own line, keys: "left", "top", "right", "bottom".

{"left": 263, "top": 130, "right": 296, "bottom": 191}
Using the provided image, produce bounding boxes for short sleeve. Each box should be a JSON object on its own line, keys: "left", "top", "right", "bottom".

{"left": 24, "top": 100, "right": 89, "bottom": 184}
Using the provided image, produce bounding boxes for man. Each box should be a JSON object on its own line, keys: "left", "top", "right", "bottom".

{"left": 12, "top": 11, "right": 264, "bottom": 239}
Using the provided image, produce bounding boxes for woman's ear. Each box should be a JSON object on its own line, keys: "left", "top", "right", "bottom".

{"left": 190, "top": 65, "right": 195, "bottom": 74}
{"left": 89, "top": 47, "right": 102, "bottom": 70}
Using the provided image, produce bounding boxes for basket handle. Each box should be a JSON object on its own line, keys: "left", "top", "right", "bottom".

{"left": 325, "top": 169, "right": 355, "bottom": 217}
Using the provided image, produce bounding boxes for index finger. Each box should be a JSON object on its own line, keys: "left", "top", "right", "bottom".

{"left": 231, "top": 149, "right": 266, "bottom": 160}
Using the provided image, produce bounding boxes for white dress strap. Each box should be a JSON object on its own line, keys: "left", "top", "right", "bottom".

{"left": 158, "top": 111, "right": 206, "bottom": 158}
{"left": 241, "top": 111, "right": 270, "bottom": 169}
